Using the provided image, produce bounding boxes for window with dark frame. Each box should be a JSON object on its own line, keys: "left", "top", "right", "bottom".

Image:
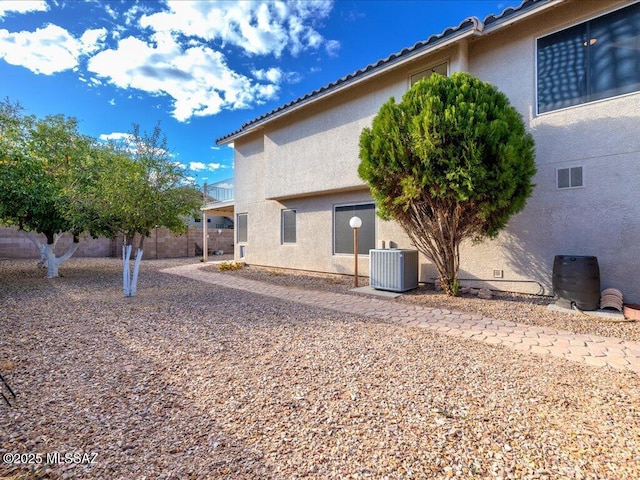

{"left": 557, "top": 166, "right": 583, "bottom": 189}
{"left": 537, "top": 3, "right": 640, "bottom": 114}
{"left": 281, "top": 209, "right": 296, "bottom": 244}
{"left": 334, "top": 203, "right": 375, "bottom": 255}
{"left": 237, "top": 213, "right": 248, "bottom": 243}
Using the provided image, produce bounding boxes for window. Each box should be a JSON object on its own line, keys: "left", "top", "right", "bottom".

{"left": 237, "top": 213, "right": 248, "bottom": 243}
{"left": 282, "top": 209, "right": 296, "bottom": 244}
{"left": 537, "top": 3, "right": 640, "bottom": 113}
{"left": 334, "top": 203, "right": 375, "bottom": 255}
{"left": 557, "top": 166, "right": 583, "bottom": 189}
{"left": 410, "top": 62, "right": 448, "bottom": 85}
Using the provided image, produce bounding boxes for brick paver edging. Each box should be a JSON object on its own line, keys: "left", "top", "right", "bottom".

{"left": 161, "top": 264, "right": 640, "bottom": 375}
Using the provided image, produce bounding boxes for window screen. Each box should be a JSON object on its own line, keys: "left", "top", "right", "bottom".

{"left": 282, "top": 209, "right": 296, "bottom": 244}
{"left": 237, "top": 213, "right": 248, "bottom": 243}
{"left": 334, "top": 204, "right": 375, "bottom": 255}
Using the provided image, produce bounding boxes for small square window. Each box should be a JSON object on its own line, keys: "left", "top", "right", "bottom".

{"left": 557, "top": 167, "right": 583, "bottom": 189}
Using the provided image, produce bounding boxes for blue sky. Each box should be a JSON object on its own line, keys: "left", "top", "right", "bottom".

{"left": 0, "top": 0, "right": 520, "bottom": 187}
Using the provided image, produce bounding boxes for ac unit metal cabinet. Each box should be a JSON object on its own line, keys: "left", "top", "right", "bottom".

{"left": 369, "top": 249, "right": 419, "bottom": 292}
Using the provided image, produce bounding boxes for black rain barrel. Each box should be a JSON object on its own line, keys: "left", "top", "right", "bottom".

{"left": 552, "top": 255, "right": 600, "bottom": 311}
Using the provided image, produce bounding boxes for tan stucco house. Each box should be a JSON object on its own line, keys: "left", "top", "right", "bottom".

{"left": 211, "top": 0, "right": 640, "bottom": 302}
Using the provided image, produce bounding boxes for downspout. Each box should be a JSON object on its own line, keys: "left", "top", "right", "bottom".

{"left": 456, "top": 17, "right": 484, "bottom": 73}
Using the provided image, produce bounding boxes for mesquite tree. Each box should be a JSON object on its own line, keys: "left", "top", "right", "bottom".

{"left": 359, "top": 72, "right": 536, "bottom": 296}
{"left": 0, "top": 100, "right": 96, "bottom": 278}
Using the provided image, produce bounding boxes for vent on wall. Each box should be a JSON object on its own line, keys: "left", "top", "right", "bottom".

{"left": 557, "top": 166, "right": 583, "bottom": 189}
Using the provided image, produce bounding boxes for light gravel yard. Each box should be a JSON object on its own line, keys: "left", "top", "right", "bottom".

{"left": 1, "top": 258, "right": 639, "bottom": 479}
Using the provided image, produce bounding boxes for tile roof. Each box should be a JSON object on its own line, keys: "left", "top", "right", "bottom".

{"left": 216, "top": 0, "right": 551, "bottom": 145}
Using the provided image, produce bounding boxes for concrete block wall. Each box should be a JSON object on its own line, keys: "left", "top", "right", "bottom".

{"left": 114, "top": 227, "right": 235, "bottom": 259}
{"left": 0, "top": 227, "right": 113, "bottom": 259}
{"left": 1, "top": 226, "right": 234, "bottom": 260}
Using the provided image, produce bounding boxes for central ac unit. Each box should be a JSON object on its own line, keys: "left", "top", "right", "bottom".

{"left": 369, "top": 249, "right": 419, "bottom": 292}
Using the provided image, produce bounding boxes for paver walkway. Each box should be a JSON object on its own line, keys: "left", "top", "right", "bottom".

{"left": 162, "top": 264, "right": 640, "bottom": 375}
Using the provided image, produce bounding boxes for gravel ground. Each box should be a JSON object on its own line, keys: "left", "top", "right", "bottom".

{"left": 1, "top": 258, "right": 639, "bottom": 479}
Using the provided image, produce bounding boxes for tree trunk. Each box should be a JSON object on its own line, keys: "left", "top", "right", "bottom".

{"left": 130, "top": 248, "right": 143, "bottom": 296}
{"left": 19, "top": 229, "right": 46, "bottom": 268}
{"left": 123, "top": 244, "right": 132, "bottom": 296}
{"left": 44, "top": 240, "right": 79, "bottom": 279}
{"left": 122, "top": 240, "right": 144, "bottom": 297}
{"left": 19, "top": 229, "right": 78, "bottom": 278}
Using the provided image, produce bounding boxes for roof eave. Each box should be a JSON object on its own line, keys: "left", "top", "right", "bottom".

{"left": 482, "top": 0, "right": 566, "bottom": 34}
{"left": 216, "top": 0, "right": 569, "bottom": 146}
{"left": 216, "top": 19, "right": 481, "bottom": 146}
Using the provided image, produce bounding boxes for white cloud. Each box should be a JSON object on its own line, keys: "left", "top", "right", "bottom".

{"left": 173, "top": 161, "right": 187, "bottom": 169}
{"left": 80, "top": 28, "right": 108, "bottom": 54}
{"left": 0, "top": 0, "right": 47, "bottom": 18}
{"left": 87, "top": 33, "right": 280, "bottom": 121}
{"left": 108, "top": 98, "right": 115, "bottom": 106}
{"left": 207, "top": 163, "right": 230, "bottom": 171}
{"left": 189, "top": 161, "right": 207, "bottom": 171}
{"left": 0, "top": 24, "right": 107, "bottom": 75}
{"left": 325, "top": 39, "right": 341, "bottom": 57}
{"left": 0, "top": 0, "right": 338, "bottom": 122}
{"left": 252, "top": 67, "right": 282, "bottom": 83}
{"left": 103, "top": 4, "right": 118, "bottom": 20}
{"left": 99, "top": 132, "right": 131, "bottom": 142}
{"left": 140, "top": 1, "right": 334, "bottom": 58}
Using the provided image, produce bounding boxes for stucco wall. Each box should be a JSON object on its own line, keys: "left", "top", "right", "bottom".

{"left": 261, "top": 46, "right": 460, "bottom": 200}
{"left": 233, "top": 0, "right": 640, "bottom": 301}
{"left": 460, "top": 0, "right": 640, "bottom": 298}
{"left": 232, "top": 188, "right": 429, "bottom": 277}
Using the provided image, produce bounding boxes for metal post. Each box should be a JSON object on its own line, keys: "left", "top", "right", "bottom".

{"left": 202, "top": 212, "right": 208, "bottom": 262}
{"left": 349, "top": 216, "right": 362, "bottom": 288}
{"left": 353, "top": 227, "right": 359, "bottom": 288}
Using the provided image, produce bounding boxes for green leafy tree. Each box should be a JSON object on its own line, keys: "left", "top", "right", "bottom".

{"left": 0, "top": 99, "right": 97, "bottom": 278}
{"left": 83, "top": 123, "right": 202, "bottom": 296}
{"left": 359, "top": 72, "right": 536, "bottom": 296}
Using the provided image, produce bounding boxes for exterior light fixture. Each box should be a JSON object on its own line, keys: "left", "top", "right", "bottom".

{"left": 350, "top": 216, "right": 362, "bottom": 287}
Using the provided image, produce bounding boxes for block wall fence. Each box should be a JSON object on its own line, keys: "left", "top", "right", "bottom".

{"left": 0, "top": 227, "right": 234, "bottom": 260}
